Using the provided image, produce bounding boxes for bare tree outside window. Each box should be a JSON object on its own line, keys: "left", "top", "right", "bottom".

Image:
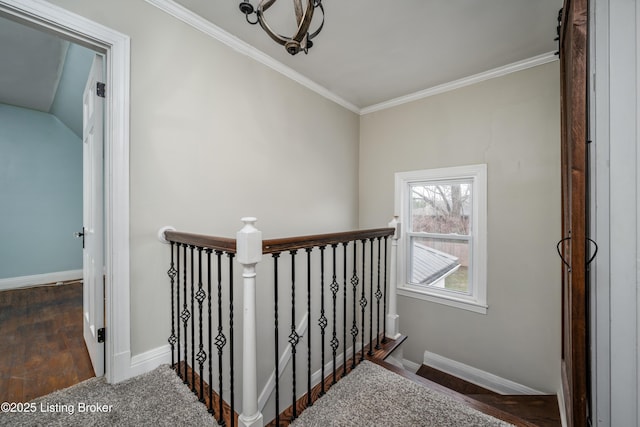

{"left": 410, "top": 182, "right": 471, "bottom": 235}
{"left": 409, "top": 181, "right": 472, "bottom": 293}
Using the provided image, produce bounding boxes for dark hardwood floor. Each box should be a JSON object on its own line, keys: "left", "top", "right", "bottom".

{"left": 0, "top": 282, "right": 95, "bottom": 403}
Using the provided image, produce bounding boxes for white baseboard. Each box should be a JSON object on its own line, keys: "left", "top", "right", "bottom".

{"left": 423, "top": 350, "right": 544, "bottom": 395}
{"left": 129, "top": 345, "right": 172, "bottom": 378}
{"left": 0, "top": 270, "right": 82, "bottom": 291}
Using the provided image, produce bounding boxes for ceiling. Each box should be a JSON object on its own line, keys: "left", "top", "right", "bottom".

{"left": 0, "top": 1, "right": 562, "bottom": 114}
{"left": 0, "top": 15, "right": 69, "bottom": 112}
{"left": 171, "top": 0, "right": 562, "bottom": 110}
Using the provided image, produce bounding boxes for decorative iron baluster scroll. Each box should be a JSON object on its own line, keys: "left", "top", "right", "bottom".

{"left": 181, "top": 244, "right": 189, "bottom": 384}
{"left": 342, "top": 241, "right": 348, "bottom": 377}
{"left": 382, "top": 236, "right": 388, "bottom": 343}
{"left": 359, "top": 239, "right": 367, "bottom": 362}
{"left": 289, "top": 250, "right": 300, "bottom": 419}
{"left": 330, "top": 244, "right": 339, "bottom": 385}
{"left": 167, "top": 242, "right": 177, "bottom": 368}
{"left": 375, "top": 237, "right": 382, "bottom": 350}
{"left": 368, "top": 238, "right": 374, "bottom": 357}
{"left": 205, "top": 249, "right": 213, "bottom": 416}
{"left": 189, "top": 245, "right": 196, "bottom": 392}
{"left": 195, "top": 248, "right": 207, "bottom": 402}
{"left": 215, "top": 251, "right": 226, "bottom": 425}
{"left": 175, "top": 242, "right": 181, "bottom": 379}
{"left": 350, "top": 242, "right": 359, "bottom": 369}
{"left": 305, "top": 248, "right": 313, "bottom": 408}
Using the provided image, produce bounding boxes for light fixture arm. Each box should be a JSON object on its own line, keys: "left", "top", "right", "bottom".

{"left": 238, "top": 0, "right": 324, "bottom": 55}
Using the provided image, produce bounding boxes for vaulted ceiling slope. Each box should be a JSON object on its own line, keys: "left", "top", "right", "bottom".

{"left": 0, "top": 15, "right": 68, "bottom": 112}
{"left": 0, "top": 15, "right": 95, "bottom": 137}
{"left": 166, "top": 0, "right": 562, "bottom": 111}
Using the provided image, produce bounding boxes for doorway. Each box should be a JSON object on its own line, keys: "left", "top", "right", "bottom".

{"left": 0, "top": 16, "right": 104, "bottom": 399}
{"left": 0, "top": 0, "right": 132, "bottom": 385}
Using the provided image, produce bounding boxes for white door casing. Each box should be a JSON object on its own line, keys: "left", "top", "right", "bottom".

{"left": 83, "top": 54, "right": 105, "bottom": 377}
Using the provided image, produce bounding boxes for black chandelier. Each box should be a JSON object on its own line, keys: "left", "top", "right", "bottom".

{"left": 238, "top": 0, "right": 324, "bottom": 55}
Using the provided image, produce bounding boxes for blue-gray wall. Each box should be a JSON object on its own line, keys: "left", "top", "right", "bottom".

{"left": 0, "top": 103, "right": 83, "bottom": 279}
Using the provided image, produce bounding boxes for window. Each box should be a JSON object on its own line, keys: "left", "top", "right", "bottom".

{"left": 395, "top": 164, "right": 487, "bottom": 313}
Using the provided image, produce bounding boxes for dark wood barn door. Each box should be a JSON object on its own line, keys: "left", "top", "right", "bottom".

{"left": 558, "top": 0, "right": 589, "bottom": 426}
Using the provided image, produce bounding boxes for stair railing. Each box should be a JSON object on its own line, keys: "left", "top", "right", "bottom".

{"left": 159, "top": 216, "right": 401, "bottom": 427}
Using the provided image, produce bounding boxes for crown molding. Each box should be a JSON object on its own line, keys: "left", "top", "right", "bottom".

{"left": 360, "top": 52, "right": 559, "bottom": 115}
{"left": 144, "top": 0, "right": 557, "bottom": 116}
{"left": 144, "top": 0, "right": 360, "bottom": 114}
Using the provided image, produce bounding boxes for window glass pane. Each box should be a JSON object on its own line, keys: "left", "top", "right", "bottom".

{"left": 409, "top": 236, "right": 471, "bottom": 294}
{"left": 410, "top": 181, "right": 472, "bottom": 235}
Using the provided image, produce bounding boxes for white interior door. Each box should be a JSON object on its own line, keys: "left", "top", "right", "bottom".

{"left": 82, "top": 54, "right": 105, "bottom": 376}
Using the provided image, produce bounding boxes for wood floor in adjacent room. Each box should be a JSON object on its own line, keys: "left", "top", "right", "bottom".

{"left": 0, "top": 282, "right": 95, "bottom": 403}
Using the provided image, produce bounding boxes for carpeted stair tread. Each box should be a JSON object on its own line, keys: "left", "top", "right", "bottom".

{"left": 290, "top": 360, "right": 523, "bottom": 427}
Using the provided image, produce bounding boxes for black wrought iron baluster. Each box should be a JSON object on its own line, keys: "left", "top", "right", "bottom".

{"left": 382, "top": 236, "right": 389, "bottom": 344}
{"left": 360, "top": 239, "right": 367, "bottom": 362}
{"left": 368, "top": 238, "right": 375, "bottom": 356}
{"left": 289, "top": 250, "right": 300, "bottom": 419}
{"left": 176, "top": 242, "right": 181, "bottom": 378}
{"left": 228, "top": 253, "right": 235, "bottom": 427}
{"left": 205, "top": 249, "right": 213, "bottom": 416}
{"left": 305, "top": 248, "right": 312, "bottom": 408}
{"left": 318, "top": 246, "right": 327, "bottom": 396}
{"left": 375, "top": 237, "right": 383, "bottom": 350}
{"left": 190, "top": 245, "right": 196, "bottom": 392}
{"left": 167, "top": 242, "right": 177, "bottom": 369}
{"left": 272, "top": 253, "right": 280, "bottom": 427}
{"left": 350, "top": 242, "right": 359, "bottom": 369}
{"left": 181, "top": 244, "right": 189, "bottom": 383}
{"left": 342, "top": 242, "right": 348, "bottom": 377}
{"left": 330, "top": 244, "right": 339, "bottom": 385}
{"left": 195, "top": 247, "right": 207, "bottom": 402}
{"left": 215, "top": 251, "right": 226, "bottom": 425}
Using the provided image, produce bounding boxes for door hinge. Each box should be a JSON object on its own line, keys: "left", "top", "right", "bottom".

{"left": 97, "top": 327, "right": 106, "bottom": 343}
{"left": 97, "top": 82, "right": 106, "bottom": 98}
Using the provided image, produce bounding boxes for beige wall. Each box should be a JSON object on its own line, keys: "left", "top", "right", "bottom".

{"left": 359, "top": 62, "right": 561, "bottom": 392}
{"left": 46, "top": 0, "right": 360, "bottom": 356}
{"left": 35, "top": 0, "right": 560, "bottom": 394}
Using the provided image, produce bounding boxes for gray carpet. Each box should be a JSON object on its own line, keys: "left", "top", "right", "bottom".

{"left": 290, "top": 361, "right": 514, "bottom": 427}
{"left": 0, "top": 365, "right": 214, "bottom": 427}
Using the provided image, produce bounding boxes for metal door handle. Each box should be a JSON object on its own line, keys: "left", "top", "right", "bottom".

{"left": 74, "top": 228, "right": 85, "bottom": 249}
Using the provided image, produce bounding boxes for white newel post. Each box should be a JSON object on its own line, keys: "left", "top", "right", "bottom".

{"left": 386, "top": 216, "right": 401, "bottom": 340}
{"left": 236, "top": 217, "right": 264, "bottom": 427}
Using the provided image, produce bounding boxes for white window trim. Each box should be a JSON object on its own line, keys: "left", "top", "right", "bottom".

{"left": 395, "top": 164, "right": 488, "bottom": 314}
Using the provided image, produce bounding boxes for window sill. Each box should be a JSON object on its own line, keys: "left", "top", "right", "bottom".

{"left": 397, "top": 285, "right": 488, "bottom": 314}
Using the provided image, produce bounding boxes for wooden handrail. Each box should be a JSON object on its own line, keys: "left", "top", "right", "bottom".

{"left": 262, "top": 228, "right": 395, "bottom": 254}
{"left": 164, "top": 227, "right": 395, "bottom": 255}
{"left": 164, "top": 230, "right": 237, "bottom": 253}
